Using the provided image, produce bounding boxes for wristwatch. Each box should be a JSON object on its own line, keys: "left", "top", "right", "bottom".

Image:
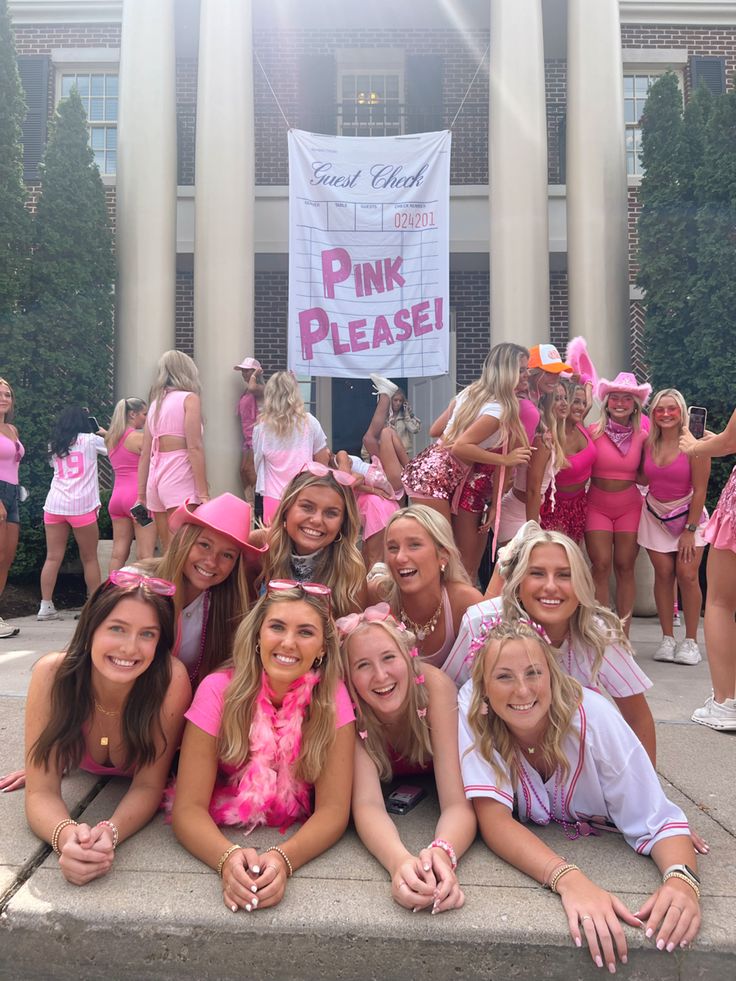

{"left": 662, "top": 863, "right": 700, "bottom": 886}
{"left": 685, "top": 523, "right": 698, "bottom": 533}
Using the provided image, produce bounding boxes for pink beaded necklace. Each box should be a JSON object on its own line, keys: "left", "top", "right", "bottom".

{"left": 186, "top": 590, "right": 210, "bottom": 685}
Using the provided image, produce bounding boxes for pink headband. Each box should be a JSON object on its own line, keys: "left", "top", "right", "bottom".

{"left": 336, "top": 602, "right": 402, "bottom": 639}
{"left": 465, "top": 615, "right": 551, "bottom": 664}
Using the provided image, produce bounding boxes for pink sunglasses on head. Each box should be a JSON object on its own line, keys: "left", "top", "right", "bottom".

{"left": 267, "top": 579, "right": 332, "bottom": 613}
{"left": 108, "top": 569, "right": 177, "bottom": 597}
{"left": 300, "top": 461, "right": 357, "bottom": 487}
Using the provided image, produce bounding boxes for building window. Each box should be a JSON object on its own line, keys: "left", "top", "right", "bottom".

{"left": 339, "top": 71, "right": 402, "bottom": 137}
{"left": 60, "top": 72, "right": 118, "bottom": 175}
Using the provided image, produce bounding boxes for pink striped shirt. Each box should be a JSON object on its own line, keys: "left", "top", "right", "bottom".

{"left": 43, "top": 433, "right": 107, "bottom": 515}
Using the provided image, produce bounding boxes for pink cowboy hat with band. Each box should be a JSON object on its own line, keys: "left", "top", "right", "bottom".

{"left": 169, "top": 493, "right": 268, "bottom": 554}
{"left": 595, "top": 371, "right": 652, "bottom": 407}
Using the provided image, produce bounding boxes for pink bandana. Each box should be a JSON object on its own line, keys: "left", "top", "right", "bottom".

{"left": 604, "top": 418, "right": 634, "bottom": 456}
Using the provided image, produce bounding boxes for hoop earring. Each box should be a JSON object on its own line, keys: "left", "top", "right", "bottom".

{"left": 334, "top": 532, "right": 343, "bottom": 543}
{"left": 255, "top": 642, "right": 261, "bottom": 655}
{"left": 440, "top": 564, "right": 446, "bottom": 574}
{"left": 312, "top": 655, "right": 324, "bottom": 668}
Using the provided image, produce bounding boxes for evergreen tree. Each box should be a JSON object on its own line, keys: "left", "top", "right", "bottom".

{"left": 14, "top": 88, "right": 114, "bottom": 573}
{"left": 0, "top": 0, "right": 30, "bottom": 328}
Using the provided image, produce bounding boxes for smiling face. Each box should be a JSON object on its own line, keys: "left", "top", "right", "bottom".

{"left": 258, "top": 598, "right": 324, "bottom": 697}
{"left": 90, "top": 596, "right": 161, "bottom": 685}
{"left": 183, "top": 529, "right": 239, "bottom": 598}
{"left": 652, "top": 394, "right": 682, "bottom": 432}
{"left": 347, "top": 624, "right": 410, "bottom": 723}
{"left": 483, "top": 637, "right": 551, "bottom": 742}
{"left": 569, "top": 386, "right": 586, "bottom": 424}
{"left": 517, "top": 543, "right": 579, "bottom": 643}
{"left": 606, "top": 391, "right": 636, "bottom": 424}
{"left": 284, "top": 483, "right": 345, "bottom": 555}
{"left": 385, "top": 517, "right": 446, "bottom": 596}
{"left": 535, "top": 369, "right": 560, "bottom": 396}
{"left": 552, "top": 384, "right": 569, "bottom": 421}
{"left": 514, "top": 355, "right": 530, "bottom": 398}
{"left": 0, "top": 382, "right": 13, "bottom": 421}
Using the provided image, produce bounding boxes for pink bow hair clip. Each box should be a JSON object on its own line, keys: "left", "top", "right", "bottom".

{"left": 336, "top": 603, "right": 395, "bottom": 639}
{"left": 417, "top": 707, "right": 428, "bottom": 719}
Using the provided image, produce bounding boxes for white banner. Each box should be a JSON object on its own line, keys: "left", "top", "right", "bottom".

{"left": 287, "top": 129, "right": 451, "bottom": 379}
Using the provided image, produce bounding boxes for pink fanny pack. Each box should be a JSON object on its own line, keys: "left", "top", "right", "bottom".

{"left": 645, "top": 493, "right": 704, "bottom": 538}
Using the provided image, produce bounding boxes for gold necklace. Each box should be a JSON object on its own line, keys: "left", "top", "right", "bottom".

{"left": 400, "top": 596, "right": 443, "bottom": 641}
{"left": 94, "top": 700, "right": 119, "bottom": 748}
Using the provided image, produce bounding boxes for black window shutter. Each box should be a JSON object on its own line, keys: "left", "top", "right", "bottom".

{"left": 405, "top": 54, "right": 443, "bottom": 133}
{"left": 17, "top": 55, "right": 49, "bottom": 180}
{"left": 299, "top": 54, "right": 336, "bottom": 134}
{"left": 558, "top": 113, "right": 567, "bottom": 184}
{"left": 690, "top": 56, "right": 726, "bottom": 97}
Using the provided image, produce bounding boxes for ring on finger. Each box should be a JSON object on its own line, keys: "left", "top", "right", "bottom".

{"left": 580, "top": 915, "right": 592, "bottom": 922}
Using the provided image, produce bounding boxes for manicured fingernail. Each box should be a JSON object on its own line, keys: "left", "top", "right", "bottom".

{"left": 575, "top": 937, "right": 582, "bottom": 948}
{"left": 412, "top": 907, "right": 418, "bottom": 913}
{"left": 423, "top": 863, "right": 431, "bottom": 872}
{"left": 680, "top": 941, "right": 689, "bottom": 948}
{"left": 608, "top": 964, "right": 616, "bottom": 974}
{"left": 595, "top": 956, "right": 603, "bottom": 968}
{"left": 621, "top": 956, "right": 628, "bottom": 964}
{"left": 657, "top": 939, "right": 665, "bottom": 951}
{"left": 250, "top": 885, "right": 257, "bottom": 893}
{"left": 230, "top": 904, "right": 238, "bottom": 913}
{"left": 666, "top": 942, "right": 675, "bottom": 953}
{"left": 245, "top": 904, "right": 252, "bottom": 912}
{"left": 251, "top": 897, "right": 258, "bottom": 908}
{"left": 645, "top": 928, "right": 653, "bottom": 939}
{"left": 251, "top": 864, "right": 260, "bottom": 874}
{"left": 431, "top": 907, "right": 439, "bottom": 916}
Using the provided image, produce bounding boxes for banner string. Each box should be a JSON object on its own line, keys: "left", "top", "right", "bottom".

{"left": 449, "top": 43, "right": 490, "bottom": 130}
{"left": 255, "top": 50, "right": 292, "bottom": 129}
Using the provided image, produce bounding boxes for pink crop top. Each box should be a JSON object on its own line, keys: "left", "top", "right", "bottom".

{"left": 558, "top": 425, "right": 597, "bottom": 488}
{"left": 148, "top": 390, "right": 190, "bottom": 440}
{"left": 0, "top": 430, "right": 24, "bottom": 483}
{"left": 590, "top": 427, "right": 647, "bottom": 482}
{"left": 643, "top": 448, "right": 692, "bottom": 501}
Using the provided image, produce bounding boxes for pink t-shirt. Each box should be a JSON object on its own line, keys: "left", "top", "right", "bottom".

{"left": 186, "top": 669, "right": 355, "bottom": 741}
{"left": 252, "top": 413, "right": 327, "bottom": 500}
{"left": 238, "top": 392, "right": 260, "bottom": 449}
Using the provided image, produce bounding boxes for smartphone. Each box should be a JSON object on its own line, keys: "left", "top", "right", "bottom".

{"left": 688, "top": 406, "right": 707, "bottom": 439}
{"left": 88, "top": 415, "right": 100, "bottom": 433}
{"left": 385, "top": 784, "right": 426, "bottom": 816}
{"left": 130, "top": 503, "right": 154, "bottom": 527}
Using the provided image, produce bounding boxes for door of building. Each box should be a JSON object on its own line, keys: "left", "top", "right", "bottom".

{"left": 330, "top": 376, "right": 408, "bottom": 456}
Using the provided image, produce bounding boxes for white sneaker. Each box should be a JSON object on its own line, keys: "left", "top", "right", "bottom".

{"left": 370, "top": 373, "right": 399, "bottom": 398}
{"left": 37, "top": 606, "right": 62, "bottom": 621}
{"left": 691, "top": 695, "right": 736, "bottom": 731}
{"left": 653, "top": 635, "right": 676, "bottom": 662}
{"left": 0, "top": 617, "right": 20, "bottom": 638}
{"left": 674, "top": 638, "right": 702, "bottom": 666}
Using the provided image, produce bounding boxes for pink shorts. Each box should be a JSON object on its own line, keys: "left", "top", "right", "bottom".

{"left": 44, "top": 508, "right": 98, "bottom": 528}
{"left": 585, "top": 484, "right": 643, "bottom": 534}
{"left": 146, "top": 449, "right": 198, "bottom": 512}
{"left": 458, "top": 464, "right": 495, "bottom": 514}
{"left": 357, "top": 492, "right": 400, "bottom": 540}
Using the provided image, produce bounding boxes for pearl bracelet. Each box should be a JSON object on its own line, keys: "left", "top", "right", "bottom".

{"left": 95, "top": 820, "right": 119, "bottom": 849}
{"left": 548, "top": 862, "right": 580, "bottom": 894}
{"left": 266, "top": 845, "right": 293, "bottom": 877}
{"left": 428, "top": 838, "right": 457, "bottom": 871}
{"left": 51, "top": 818, "right": 78, "bottom": 855}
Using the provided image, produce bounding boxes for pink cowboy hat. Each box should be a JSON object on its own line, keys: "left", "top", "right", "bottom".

{"left": 595, "top": 371, "right": 652, "bottom": 406}
{"left": 169, "top": 493, "right": 268, "bottom": 554}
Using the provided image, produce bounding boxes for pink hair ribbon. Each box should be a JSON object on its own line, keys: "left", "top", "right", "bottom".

{"left": 336, "top": 602, "right": 395, "bottom": 639}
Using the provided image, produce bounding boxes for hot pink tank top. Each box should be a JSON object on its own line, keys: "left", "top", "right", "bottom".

{"left": 559, "top": 425, "right": 597, "bottom": 488}
{"left": 108, "top": 428, "right": 139, "bottom": 479}
{"left": 591, "top": 428, "right": 647, "bottom": 482}
{"left": 0, "top": 430, "right": 24, "bottom": 483}
{"left": 643, "top": 447, "right": 692, "bottom": 501}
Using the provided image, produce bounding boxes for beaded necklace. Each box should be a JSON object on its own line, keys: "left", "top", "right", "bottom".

{"left": 186, "top": 590, "right": 210, "bottom": 684}
{"left": 517, "top": 757, "right": 584, "bottom": 841}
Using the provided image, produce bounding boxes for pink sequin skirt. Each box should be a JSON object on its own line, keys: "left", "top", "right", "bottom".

{"left": 401, "top": 444, "right": 469, "bottom": 502}
{"left": 703, "top": 465, "right": 736, "bottom": 553}
{"left": 458, "top": 463, "right": 496, "bottom": 513}
{"left": 540, "top": 485, "right": 587, "bottom": 545}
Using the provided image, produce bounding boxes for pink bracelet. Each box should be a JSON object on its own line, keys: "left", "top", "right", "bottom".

{"left": 428, "top": 838, "right": 457, "bottom": 870}
{"left": 95, "top": 820, "right": 119, "bottom": 849}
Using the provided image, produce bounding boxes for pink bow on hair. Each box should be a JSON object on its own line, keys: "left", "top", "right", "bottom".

{"left": 336, "top": 603, "right": 395, "bottom": 639}
{"left": 463, "top": 615, "right": 551, "bottom": 664}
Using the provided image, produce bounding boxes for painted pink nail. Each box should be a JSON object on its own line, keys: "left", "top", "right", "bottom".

{"left": 575, "top": 937, "right": 582, "bottom": 948}
{"left": 595, "top": 955, "right": 603, "bottom": 968}
{"left": 645, "top": 928, "right": 653, "bottom": 939}
{"left": 657, "top": 939, "right": 665, "bottom": 951}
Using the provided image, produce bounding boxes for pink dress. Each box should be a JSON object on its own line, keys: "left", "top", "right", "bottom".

{"left": 703, "top": 465, "right": 736, "bottom": 553}
{"left": 108, "top": 428, "right": 140, "bottom": 520}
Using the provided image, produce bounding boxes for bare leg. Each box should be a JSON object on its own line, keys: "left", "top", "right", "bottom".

{"left": 133, "top": 519, "right": 158, "bottom": 561}
{"left": 362, "top": 530, "right": 385, "bottom": 570}
{"left": 612, "top": 532, "right": 639, "bottom": 634}
{"left": 0, "top": 521, "right": 20, "bottom": 597}
{"left": 154, "top": 511, "right": 171, "bottom": 552}
{"left": 109, "top": 517, "right": 135, "bottom": 573}
{"left": 40, "top": 523, "right": 70, "bottom": 602}
{"left": 646, "top": 548, "right": 676, "bottom": 638}
{"left": 72, "top": 521, "right": 101, "bottom": 596}
{"left": 703, "top": 547, "right": 736, "bottom": 702}
{"left": 453, "top": 509, "right": 486, "bottom": 582}
{"left": 677, "top": 546, "right": 705, "bottom": 640}
{"left": 409, "top": 495, "right": 452, "bottom": 524}
{"left": 585, "top": 530, "right": 614, "bottom": 609}
{"left": 378, "top": 427, "right": 408, "bottom": 492}
{"left": 363, "top": 394, "right": 391, "bottom": 457}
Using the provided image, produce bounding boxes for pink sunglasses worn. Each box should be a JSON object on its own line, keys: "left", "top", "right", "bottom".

{"left": 267, "top": 579, "right": 332, "bottom": 614}
{"left": 300, "top": 461, "right": 357, "bottom": 487}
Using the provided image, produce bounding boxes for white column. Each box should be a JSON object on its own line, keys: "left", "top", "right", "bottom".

{"left": 115, "top": 0, "right": 177, "bottom": 399}
{"left": 194, "top": 0, "right": 254, "bottom": 496}
{"left": 567, "top": 0, "right": 630, "bottom": 379}
{"left": 489, "top": 0, "right": 549, "bottom": 349}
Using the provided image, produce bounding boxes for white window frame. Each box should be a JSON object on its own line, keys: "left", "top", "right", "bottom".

{"left": 52, "top": 48, "right": 119, "bottom": 185}
{"left": 622, "top": 49, "right": 687, "bottom": 187}
{"left": 336, "top": 48, "right": 405, "bottom": 138}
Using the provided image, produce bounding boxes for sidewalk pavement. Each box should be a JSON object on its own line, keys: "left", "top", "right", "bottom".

{"left": 0, "top": 612, "right": 734, "bottom": 981}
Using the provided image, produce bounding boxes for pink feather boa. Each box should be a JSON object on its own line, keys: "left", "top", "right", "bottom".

{"left": 165, "top": 671, "right": 320, "bottom": 833}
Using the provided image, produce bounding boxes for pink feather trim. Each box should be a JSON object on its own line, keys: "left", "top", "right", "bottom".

{"left": 565, "top": 336, "right": 598, "bottom": 388}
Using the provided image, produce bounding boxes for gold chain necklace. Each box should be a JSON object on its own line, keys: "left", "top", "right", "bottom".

{"left": 94, "top": 700, "right": 119, "bottom": 749}
{"left": 400, "top": 596, "right": 443, "bottom": 641}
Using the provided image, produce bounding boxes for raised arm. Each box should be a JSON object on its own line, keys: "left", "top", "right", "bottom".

{"left": 680, "top": 407, "right": 736, "bottom": 459}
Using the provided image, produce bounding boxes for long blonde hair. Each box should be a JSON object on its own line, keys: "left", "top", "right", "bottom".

{"left": 341, "top": 617, "right": 430, "bottom": 781}
{"left": 466, "top": 620, "right": 582, "bottom": 786}
{"left": 149, "top": 350, "right": 201, "bottom": 425}
{"left": 537, "top": 384, "right": 568, "bottom": 471}
{"left": 258, "top": 371, "right": 308, "bottom": 440}
{"left": 218, "top": 588, "right": 341, "bottom": 782}
{"left": 373, "top": 505, "right": 471, "bottom": 614}
{"left": 262, "top": 471, "right": 366, "bottom": 617}
{"left": 105, "top": 397, "right": 146, "bottom": 452}
{"left": 442, "top": 343, "right": 529, "bottom": 449}
{"left": 499, "top": 525, "right": 634, "bottom": 682}
{"left": 647, "top": 388, "right": 688, "bottom": 466}
{"left": 592, "top": 393, "right": 644, "bottom": 438}
{"left": 147, "top": 522, "right": 251, "bottom": 687}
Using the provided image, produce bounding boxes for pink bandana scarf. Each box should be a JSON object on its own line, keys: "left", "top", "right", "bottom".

{"left": 604, "top": 418, "right": 634, "bottom": 456}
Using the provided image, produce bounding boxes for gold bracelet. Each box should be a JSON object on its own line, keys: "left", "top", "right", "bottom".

{"left": 549, "top": 863, "right": 580, "bottom": 894}
{"left": 51, "top": 818, "right": 78, "bottom": 855}
{"left": 542, "top": 856, "right": 567, "bottom": 889}
{"left": 266, "top": 845, "right": 293, "bottom": 878}
{"left": 216, "top": 844, "right": 242, "bottom": 877}
{"left": 663, "top": 871, "right": 701, "bottom": 900}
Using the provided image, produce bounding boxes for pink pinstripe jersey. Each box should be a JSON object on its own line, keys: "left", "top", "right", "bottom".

{"left": 44, "top": 433, "right": 107, "bottom": 515}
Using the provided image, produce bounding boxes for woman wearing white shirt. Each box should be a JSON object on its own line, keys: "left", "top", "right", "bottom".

{"left": 459, "top": 619, "right": 701, "bottom": 972}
